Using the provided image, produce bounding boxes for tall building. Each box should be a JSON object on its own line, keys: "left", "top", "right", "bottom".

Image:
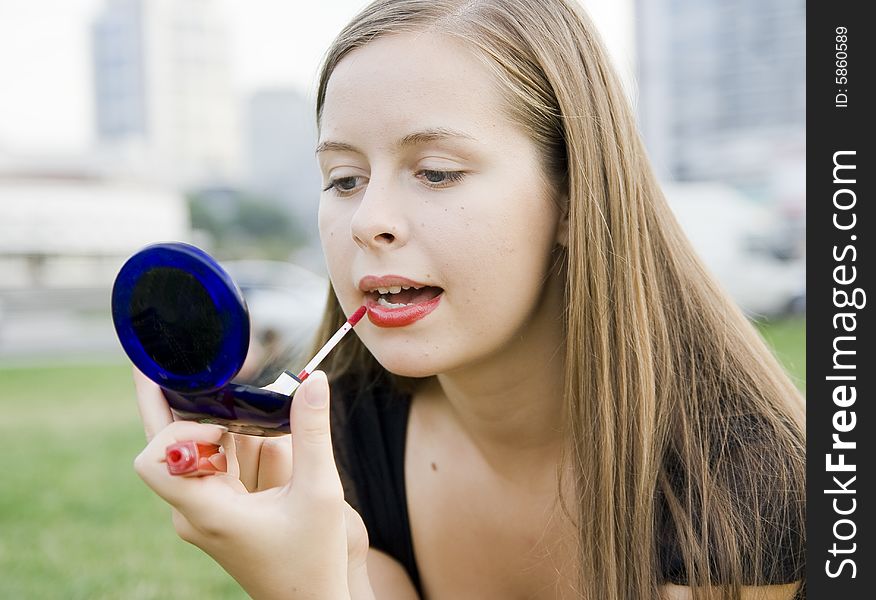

{"left": 245, "top": 88, "right": 321, "bottom": 230}
{"left": 92, "top": 0, "right": 240, "bottom": 186}
{"left": 634, "top": 0, "right": 805, "bottom": 195}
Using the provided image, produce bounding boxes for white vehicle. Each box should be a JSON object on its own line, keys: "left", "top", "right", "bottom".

{"left": 662, "top": 182, "right": 805, "bottom": 319}
{"left": 220, "top": 259, "right": 329, "bottom": 384}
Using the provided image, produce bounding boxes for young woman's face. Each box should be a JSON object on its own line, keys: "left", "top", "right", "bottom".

{"left": 317, "top": 32, "right": 566, "bottom": 378}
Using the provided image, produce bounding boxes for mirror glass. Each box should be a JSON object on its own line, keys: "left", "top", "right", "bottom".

{"left": 129, "top": 266, "right": 224, "bottom": 376}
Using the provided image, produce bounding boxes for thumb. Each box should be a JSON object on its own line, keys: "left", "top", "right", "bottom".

{"left": 288, "top": 370, "right": 342, "bottom": 497}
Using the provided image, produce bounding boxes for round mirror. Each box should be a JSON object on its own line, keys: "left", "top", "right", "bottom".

{"left": 112, "top": 242, "right": 250, "bottom": 394}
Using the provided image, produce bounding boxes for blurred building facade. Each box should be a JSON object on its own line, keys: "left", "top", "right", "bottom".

{"left": 633, "top": 0, "right": 805, "bottom": 316}
{"left": 635, "top": 0, "right": 805, "bottom": 200}
{"left": 92, "top": 0, "right": 241, "bottom": 187}
{"left": 0, "top": 166, "right": 189, "bottom": 291}
{"left": 0, "top": 162, "right": 191, "bottom": 358}
{"left": 244, "top": 88, "right": 321, "bottom": 234}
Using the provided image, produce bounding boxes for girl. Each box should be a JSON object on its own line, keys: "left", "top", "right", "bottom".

{"left": 133, "top": 1, "right": 805, "bottom": 598}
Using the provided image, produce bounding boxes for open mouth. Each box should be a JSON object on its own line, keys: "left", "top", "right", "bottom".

{"left": 366, "top": 285, "right": 444, "bottom": 308}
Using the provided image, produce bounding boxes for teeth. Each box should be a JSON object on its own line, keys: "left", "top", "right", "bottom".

{"left": 377, "top": 296, "right": 414, "bottom": 309}
{"left": 368, "top": 283, "right": 426, "bottom": 294}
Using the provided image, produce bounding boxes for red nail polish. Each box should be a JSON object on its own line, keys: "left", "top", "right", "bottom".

{"left": 165, "top": 441, "right": 224, "bottom": 477}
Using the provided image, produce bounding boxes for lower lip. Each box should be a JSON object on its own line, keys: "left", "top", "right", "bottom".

{"left": 364, "top": 292, "right": 443, "bottom": 327}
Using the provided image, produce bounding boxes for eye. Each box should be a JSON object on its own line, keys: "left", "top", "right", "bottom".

{"left": 417, "top": 170, "right": 466, "bottom": 188}
{"left": 322, "top": 176, "right": 366, "bottom": 195}
{"left": 322, "top": 170, "right": 466, "bottom": 196}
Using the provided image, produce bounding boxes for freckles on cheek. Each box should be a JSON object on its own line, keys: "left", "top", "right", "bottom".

{"left": 321, "top": 212, "right": 350, "bottom": 247}
{"left": 429, "top": 209, "right": 478, "bottom": 240}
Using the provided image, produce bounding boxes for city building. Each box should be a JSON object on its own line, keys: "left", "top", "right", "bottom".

{"left": 634, "top": 0, "right": 805, "bottom": 196}
{"left": 244, "top": 88, "right": 321, "bottom": 230}
{"left": 0, "top": 164, "right": 189, "bottom": 291}
{"left": 92, "top": 0, "right": 241, "bottom": 187}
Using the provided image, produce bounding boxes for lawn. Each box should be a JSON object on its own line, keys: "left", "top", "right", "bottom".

{"left": 754, "top": 315, "right": 806, "bottom": 391}
{"left": 0, "top": 317, "right": 804, "bottom": 598}
{"left": 0, "top": 362, "right": 245, "bottom": 599}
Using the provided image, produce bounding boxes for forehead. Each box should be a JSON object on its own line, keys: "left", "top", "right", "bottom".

{"left": 320, "top": 32, "right": 509, "bottom": 146}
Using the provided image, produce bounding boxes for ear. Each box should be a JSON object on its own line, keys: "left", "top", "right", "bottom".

{"left": 555, "top": 194, "right": 570, "bottom": 248}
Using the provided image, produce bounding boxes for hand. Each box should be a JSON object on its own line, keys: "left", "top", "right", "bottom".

{"left": 133, "top": 368, "right": 291, "bottom": 492}
{"left": 132, "top": 369, "right": 372, "bottom": 600}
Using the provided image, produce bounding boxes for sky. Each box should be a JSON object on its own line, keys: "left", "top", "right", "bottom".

{"left": 0, "top": 0, "right": 634, "bottom": 154}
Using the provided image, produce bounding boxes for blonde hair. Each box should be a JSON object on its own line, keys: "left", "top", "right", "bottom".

{"left": 309, "top": 1, "right": 806, "bottom": 598}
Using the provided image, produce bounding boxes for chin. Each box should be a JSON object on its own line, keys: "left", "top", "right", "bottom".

{"left": 373, "top": 354, "right": 441, "bottom": 379}
{"left": 364, "top": 344, "right": 448, "bottom": 379}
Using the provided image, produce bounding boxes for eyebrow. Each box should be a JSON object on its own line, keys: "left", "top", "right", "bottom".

{"left": 315, "top": 127, "right": 477, "bottom": 156}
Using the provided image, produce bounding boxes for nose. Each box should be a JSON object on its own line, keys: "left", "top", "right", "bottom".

{"left": 350, "top": 175, "right": 408, "bottom": 251}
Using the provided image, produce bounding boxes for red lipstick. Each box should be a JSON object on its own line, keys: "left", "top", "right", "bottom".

{"left": 358, "top": 274, "right": 432, "bottom": 291}
{"left": 364, "top": 292, "right": 442, "bottom": 327}
{"left": 358, "top": 274, "right": 443, "bottom": 328}
{"left": 165, "top": 441, "right": 224, "bottom": 477}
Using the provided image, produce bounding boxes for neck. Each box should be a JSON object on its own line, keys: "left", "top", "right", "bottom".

{"left": 422, "top": 263, "right": 567, "bottom": 476}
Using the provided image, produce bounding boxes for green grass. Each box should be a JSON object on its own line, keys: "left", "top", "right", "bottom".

{"left": 0, "top": 317, "right": 804, "bottom": 597}
{"left": 755, "top": 315, "right": 806, "bottom": 392}
{"left": 0, "top": 363, "right": 245, "bottom": 599}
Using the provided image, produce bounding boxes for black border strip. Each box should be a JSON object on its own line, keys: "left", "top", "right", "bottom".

{"left": 806, "top": 2, "right": 874, "bottom": 596}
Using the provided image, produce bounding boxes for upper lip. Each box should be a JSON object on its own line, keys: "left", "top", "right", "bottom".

{"left": 358, "top": 274, "right": 438, "bottom": 294}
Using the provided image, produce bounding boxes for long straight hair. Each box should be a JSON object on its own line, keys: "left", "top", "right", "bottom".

{"left": 308, "top": 1, "right": 805, "bottom": 598}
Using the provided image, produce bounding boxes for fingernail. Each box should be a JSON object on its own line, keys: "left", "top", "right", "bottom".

{"left": 210, "top": 424, "right": 229, "bottom": 433}
{"left": 304, "top": 373, "right": 327, "bottom": 409}
{"left": 207, "top": 451, "right": 228, "bottom": 472}
{"left": 305, "top": 390, "right": 327, "bottom": 409}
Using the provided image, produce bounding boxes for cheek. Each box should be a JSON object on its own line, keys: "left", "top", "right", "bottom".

{"left": 447, "top": 190, "right": 555, "bottom": 272}
{"left": 317, "top": 201, "right": 338, "bottom": 245}
{"left": 318, "top": 202, "right": 352, "bottom": 263}
{"left": 318, "top": 203, "right": 360, "bottom": 311}
{"left": 437, "top": 195, "right": 558, "bottom": 325}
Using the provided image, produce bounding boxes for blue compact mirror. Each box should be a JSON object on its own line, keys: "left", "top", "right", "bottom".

{"left": 112, "top": 242, "right": 294, "bottom": 436}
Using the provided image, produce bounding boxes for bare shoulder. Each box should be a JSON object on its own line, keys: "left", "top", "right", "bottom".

{"left": 367, "top": 547, "right": 421, "bottom": 600}
{"left": 660, "top": 582, "right": 802, "bottom": 600}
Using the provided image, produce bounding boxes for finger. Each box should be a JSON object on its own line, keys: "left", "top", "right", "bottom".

{"left": 344, "top": 502, "right": 370, "bottom": 566}
{"left": 207, "top": 450, "right": 228, "bottom": 472}
{"left": 132, "top": 366, "right": 174, "bottom": 443}
{"left": 232, "top": 433, "right": 264, "bottom": 492}
{"left": 133, "top": 421, "right": 230, "bottom": 509}
{"left": 256, "top": 435, "right": 293, "bottom": 491}
{"left": 219, "top": 431, "right": 241, "bottom": 480}
{"left": 287, "top": 371, "right": 342, "bottom": 498}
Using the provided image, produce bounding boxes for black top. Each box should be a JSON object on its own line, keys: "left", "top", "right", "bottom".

{"left": 329, "top": 375, "right": 804, "bottom": 597}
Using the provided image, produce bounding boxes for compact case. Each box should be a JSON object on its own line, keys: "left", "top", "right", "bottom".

{"left": 112, "top": 242, "right": 293, "bottom": 436}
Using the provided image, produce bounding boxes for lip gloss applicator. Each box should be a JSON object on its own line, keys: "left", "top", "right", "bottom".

{"left": 261, "top": 304, "right": 367, "bottom": 396}
{"left": 165, "top": 305, "right": 367, "bottom": 477}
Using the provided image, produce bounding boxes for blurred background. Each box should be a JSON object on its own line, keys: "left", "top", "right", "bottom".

{"left": 0, "top": 0, "right": 804, "bottom": 597}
